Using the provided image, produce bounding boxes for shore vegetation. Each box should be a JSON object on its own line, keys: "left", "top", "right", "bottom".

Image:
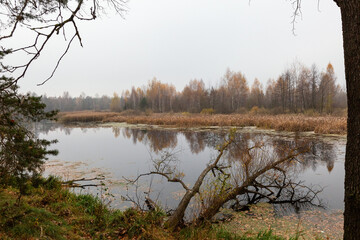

{"left": 57, "top": 111, "right": 347, "bottom": 135}
{"left": 0, "top": 176, "right": 334, "bottom": 240}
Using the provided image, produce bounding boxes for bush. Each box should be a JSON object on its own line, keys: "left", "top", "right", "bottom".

{"left": 200, "top": 108, "right": 215, "bottom": 115}
{"left": 250, "top": 106, "right": 269, "bottom": 115}
{"left": 145, "top": 109, "right": 153, "bottom": 116}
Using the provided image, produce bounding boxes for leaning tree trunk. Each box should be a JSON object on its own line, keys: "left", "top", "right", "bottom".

{"left": 337, "top": 1, "right": 360, "bottom": 239}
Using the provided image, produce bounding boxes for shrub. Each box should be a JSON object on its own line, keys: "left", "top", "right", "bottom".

{"left": 200, "top": 108, "right": 215, "bottom": 115}
{"left": 250, "top": 106, "right": 260, "bottom": 115}
{"left": 145, "top": 109, "right": 153, "bottom": 116}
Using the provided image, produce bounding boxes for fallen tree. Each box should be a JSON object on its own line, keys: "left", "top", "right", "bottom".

{"left": 126, "top": 129, "right": 322, "bottom": 229}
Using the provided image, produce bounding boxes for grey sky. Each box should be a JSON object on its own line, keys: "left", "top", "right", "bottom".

{"left": 18, "top": 0, "right": 344, "bottom": 97}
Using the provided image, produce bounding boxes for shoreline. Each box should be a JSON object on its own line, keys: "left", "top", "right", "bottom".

{"left": 57, "top": 111, "right": 347, "bottom": 135}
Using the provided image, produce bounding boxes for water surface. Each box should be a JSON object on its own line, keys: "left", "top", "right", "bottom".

{"left": 38, "top": 123, "right": 345, "bottom": 212}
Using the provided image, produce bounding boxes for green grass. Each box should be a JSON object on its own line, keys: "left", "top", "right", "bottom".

{"left": 0, "top": 176, "right": 316, "bottom": 240}
{"left": 0, "top": 189, "right": 68, "bottom": 240}
{"left": 178, "top": 224, "right": 304, "bottom": 240}
{"left": 0, "top": 177, "right": 172, "bottom": 239}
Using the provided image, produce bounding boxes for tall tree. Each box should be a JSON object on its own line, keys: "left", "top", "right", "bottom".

{"left": 249, "top": 78, "right": 264, "bottom": 108}
{"left": 223, "top": 69, "right": 249, "bottom": 112}
{"left": 333, "top": 1, "right": 360, "bottom": 238}
{"left": 309, "top": 64, "right": 320, "bottom": 110}
{"left": 110, "top": 93, "right": 121, "bottom": 112}
{"left": 319, "top": 63, "right": 336, "bottom": 113}
{"left": 296, "top": 66, "right": 311, "bottom": 112}
{"left": 182, "top": 79, "right": 207, "bottom": 113}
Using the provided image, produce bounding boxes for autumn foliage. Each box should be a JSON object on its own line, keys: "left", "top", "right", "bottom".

{"left": 58, "top": 112, "right": 346, "bottom": 135}
{"left": 42, "top": 62, "right": 347, "bottom": 116}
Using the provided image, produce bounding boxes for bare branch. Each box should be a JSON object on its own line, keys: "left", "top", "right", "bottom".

{"left": 0, "top": 0, "right": 127, "bottom": 86}
{"left": 37, "top": 34, "right": 77, "bottom": 86}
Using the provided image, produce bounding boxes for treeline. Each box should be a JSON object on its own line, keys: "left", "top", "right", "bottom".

{"left": 42, "top": 93, "right": 111, "bottom": 112}
{"left": 42, "top": 62, "right": 347, "bottom": 114}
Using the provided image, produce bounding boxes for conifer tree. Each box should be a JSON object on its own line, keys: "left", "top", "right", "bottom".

{"left": 0, "top": 52, "right": 58, "bottom": 186}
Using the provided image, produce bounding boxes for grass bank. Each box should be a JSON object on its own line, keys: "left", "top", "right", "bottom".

{"left": 0, "top": 176, "right": 327, "bottom": 240}
{"left": 57, "top": 111, "right": 347, "bottom": 135}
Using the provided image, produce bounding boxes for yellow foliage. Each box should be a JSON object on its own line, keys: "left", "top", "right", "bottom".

{"left": 200, "top": 108, "right": 215, "bottom": 115}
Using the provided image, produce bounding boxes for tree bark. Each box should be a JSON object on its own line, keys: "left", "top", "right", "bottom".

{"left": 336, "top": 1, "right": 360, "bottom": 239}
{"left": 196, "top": 152, "right": 298, "bottom": 223}
{"left": 164, "top": 139, "right": 233, "bottom": 229}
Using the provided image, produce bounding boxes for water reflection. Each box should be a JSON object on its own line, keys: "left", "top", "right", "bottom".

{"left": 40, "top": 124, "right": 345, "bottom": 211}
{"left": 113, "top": 127, "right": 337, "bottom": 176}
{"left": 184, "top": 132, "right": 207, "bottom": 154}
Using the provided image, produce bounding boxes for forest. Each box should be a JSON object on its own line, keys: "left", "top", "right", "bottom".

{"left": 41, "top": 62, "right": 347, "bottom": 115}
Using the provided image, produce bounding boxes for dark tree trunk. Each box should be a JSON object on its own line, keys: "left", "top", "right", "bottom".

{"left": 336, "top": 0, "right": 360, "bottom": 239}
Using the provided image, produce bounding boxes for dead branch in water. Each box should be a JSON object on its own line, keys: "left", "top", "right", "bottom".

{"left": 126, "top": 129, "right": 323, "bottom": 229}
{"left": 62, "top": 176, "right": 105, "bottom": 189}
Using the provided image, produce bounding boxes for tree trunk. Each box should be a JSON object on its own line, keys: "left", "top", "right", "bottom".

{"left": 165, "top": 189, "right": 195, "bottom": 229}
{"left": 164, "top": 139, "right": 233, "bottom": 229}
{"left": 337, "top": 1, "right": 360, "bottom": 239}
{"left": 196, "top": 186, "right": 246, "bottom": 223}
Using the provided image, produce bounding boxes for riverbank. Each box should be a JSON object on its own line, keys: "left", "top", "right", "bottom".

{"left": 223, "top": 203, "right": 343, "bottom": 239}
{"left": 0, "top": 177, "right": 342, "bottom": 239}
{"left": 57, "top": 111, "right": 347, "bottom": 135}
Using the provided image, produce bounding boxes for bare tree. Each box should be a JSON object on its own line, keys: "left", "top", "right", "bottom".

{"left": 126, "top": 130, "right": 322, "bottom": 229}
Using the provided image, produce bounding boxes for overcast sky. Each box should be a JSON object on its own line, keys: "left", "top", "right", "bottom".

{"left": 17, "top": 0, "right": 344, "bottom": 97}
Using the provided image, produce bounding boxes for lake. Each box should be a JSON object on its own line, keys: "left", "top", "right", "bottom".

{"left": 37, "top": 122, "right": 346, "bottom": 214}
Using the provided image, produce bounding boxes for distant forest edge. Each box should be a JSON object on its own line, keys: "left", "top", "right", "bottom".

{"left": 42, "top": 63, "right": 347, "bottom": 115}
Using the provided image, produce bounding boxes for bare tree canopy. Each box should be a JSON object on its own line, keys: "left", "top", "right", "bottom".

{"left": 0, "top": 0, "right": 126, "bottom": 88}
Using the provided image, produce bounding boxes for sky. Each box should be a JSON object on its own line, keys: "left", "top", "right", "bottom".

{"left": 14, "top": 0, "right": 344, "bottom": 97}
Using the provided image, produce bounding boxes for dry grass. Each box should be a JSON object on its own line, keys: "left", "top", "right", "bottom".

{"left": 57, "top": 111, "right": 120, "bottom": 124}
{"left": 58, "top": 111, "right": 347, "bottom": 135}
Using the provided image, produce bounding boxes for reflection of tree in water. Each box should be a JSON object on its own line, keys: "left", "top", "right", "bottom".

{"left": 112, "top": 126, "right": 336, "bottom": 175}
{"left": 316, "top": 142, "right": 336, "bottom": 173}
{"left": 145, "top": 130, "right": 178, "bottom": 153}
{"left": 183, "top": 132, "right": 207, "bottom": 154}
{"left": 32, "top": 122, "right": 64, "bottom": 136}
{"left": 120, "top": 128, "right": 146, "bottom": 144}
{"left": 182, "top": 131, "right": 336, "bottom": 177}
{"left": 63, "top": 127, "right": 72, "bottom": 135}
{"left": 128, "top": 131, "right": 325, "bottom": 227}
{"left": 271, "top": 136, "right": 336, "bottom": 174}
{"left": 129, "top": 129, "right": 146, "bottom": 144}
{"left": 112, "top": 127, "right": 121, "bottom": 138}
{"left": 120, "top": 128, "right": 177, "bottom": 153}
{"left": 80, "top": 127, "right": 88, "bottom": 134}
{"left": 122, "top": 127, "right": 132, "bottom": 140}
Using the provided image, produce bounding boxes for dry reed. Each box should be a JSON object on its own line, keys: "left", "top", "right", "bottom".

{"left": 57, "top": 111, "right": 120, "bottom": 123}
{"left": 58, "top": 111, "right": 347, "bottom": 135}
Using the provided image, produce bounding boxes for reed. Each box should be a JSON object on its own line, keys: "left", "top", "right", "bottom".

{"left": 57, "top": 111, "right": 120, "bottom": 124}
{"left": 58, "top": 111, "right": 347, "bottom": 134}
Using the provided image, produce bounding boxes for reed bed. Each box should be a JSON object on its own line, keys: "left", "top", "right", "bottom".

{"left": 57, "top": 111, "right": 120, "bottom": 124}
{"left": 58, "top": 111, "right": 347, "bottom": 134}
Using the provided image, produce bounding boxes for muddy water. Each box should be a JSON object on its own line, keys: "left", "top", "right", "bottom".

{"left": 38, "top": 123, "right": 346, "bottom": 212}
